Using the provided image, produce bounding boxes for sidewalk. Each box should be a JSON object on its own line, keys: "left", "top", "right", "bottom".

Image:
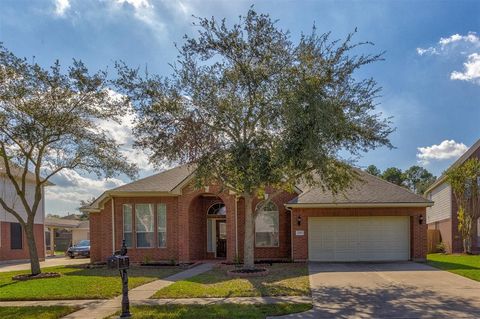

{"left": 61, "top": 262, "right": 214, "bottom": 319}
{"left": 0, "top": 256, "right": 89, "bottom": 272}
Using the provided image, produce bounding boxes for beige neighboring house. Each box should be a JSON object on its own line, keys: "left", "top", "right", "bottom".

{"left": 44, "top": 217, "right": 90, "bottom": 255}
{"left": 1, "top": 163, "right": 49, "bottom": 263}
{"left": 425, "top": 138, "right": 480, "bottom": 253}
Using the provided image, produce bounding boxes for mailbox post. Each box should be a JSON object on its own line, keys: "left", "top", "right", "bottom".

{"left": 108, "top": 240, "right": 131, "bottom": 318}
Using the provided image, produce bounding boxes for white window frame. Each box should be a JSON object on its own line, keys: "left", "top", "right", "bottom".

{"left": 135, "top": 204, "right": 155, "bottom": 248}
{"left": 255, "top": 201, "right": 280, "bottom": 248}
{"left": 122, "top": 204, "right": 133, "bottom": 248}
{"left": 157, "top": 203, "right": 167, "bottom": 248}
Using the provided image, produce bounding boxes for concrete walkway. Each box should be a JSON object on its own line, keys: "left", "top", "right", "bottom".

{"left": 0, "top": 256, "right": 89, "bottom": 272}
{"left": 61, "top": 262, "right": 214, "bottom": 319}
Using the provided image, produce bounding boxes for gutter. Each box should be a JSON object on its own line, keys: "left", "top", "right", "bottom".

{"left": 285, "top": 202, "right": 434, "bottom": 209}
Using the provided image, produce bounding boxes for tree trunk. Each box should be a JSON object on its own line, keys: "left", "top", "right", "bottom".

{"left": 243, "top": 194, "right": 255, "bottom": 270}
{"left": 25, "top": 222, "right": 41, "bottom": 275}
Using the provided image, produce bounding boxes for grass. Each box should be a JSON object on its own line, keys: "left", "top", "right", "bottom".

{"left": 0, "top": 306, "right": 79, "bottom": 319}
{"left": 153, "top": 263, "right": 310, "bottom": 298}
{"left": 427, "top": 253, "right": 480, "bottom": 282}
{"left": 0, "top": 265, "right": 181, "bottom": 300}
{"left": 111, "top": 303, "right": 312, "bottom": 319}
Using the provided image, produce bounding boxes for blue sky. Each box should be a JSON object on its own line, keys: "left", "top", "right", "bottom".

{"left": 1, "top": 0, "right": 479, "bottom": 215}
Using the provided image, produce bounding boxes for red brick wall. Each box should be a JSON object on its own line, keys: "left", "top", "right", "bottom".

{"left": 236, "top": 191, "right": 297, "bottom": 261}
{"left": 0, "top": 222, "right": 45, "bottom": 262}
{"left": 90, "top": 197, "right": 179, "bottom": 263}
{"left": 291, "top": 207, "right": 428, "bottom": 262}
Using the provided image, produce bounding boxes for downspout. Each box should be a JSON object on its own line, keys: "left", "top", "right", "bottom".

{"left": 111, "top": 197, "right": 115, "bottom": 254}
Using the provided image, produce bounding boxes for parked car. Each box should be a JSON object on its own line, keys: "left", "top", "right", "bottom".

{"left": 67, "top": 240, "right": 90, "bottom": 258}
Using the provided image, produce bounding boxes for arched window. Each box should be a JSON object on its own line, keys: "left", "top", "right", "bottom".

{"left": 255, "top": 201, "right": 279, "bottom": 247}
{"left": 207, "top": 203, "right": 226, "bottom": 216}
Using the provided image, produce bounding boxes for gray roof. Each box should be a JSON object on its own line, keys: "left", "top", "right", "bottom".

{"left": 110, "top": 164, "right": 194, "bottom": 193}
{"left": 288, "top": 169, "right": 432, "bottom": 206}
{"left": 425, "top": 138, "right": 480, "bottom": 194}
{"left": 83, "top": 164, "right": 432, "bottom": 212}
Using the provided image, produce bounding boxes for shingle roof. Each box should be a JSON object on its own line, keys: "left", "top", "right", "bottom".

{"left": 288, "top": 169, "right": 432, "bottom": 206}
{"left": 110, "top": 164, "right": 194, "bottom": 193}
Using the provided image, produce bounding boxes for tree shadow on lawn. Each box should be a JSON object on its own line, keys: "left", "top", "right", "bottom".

{"left": 311, "top": 284, "right": 480, "bottom": 318}
{"left": 62, "top": 266, "right": 179, "bottom": 278}
{"left": 427, "top": 260, "right": 480, "bottom": 271}
{"left": 171, "top": 263, "right": 310, "bottom": 297}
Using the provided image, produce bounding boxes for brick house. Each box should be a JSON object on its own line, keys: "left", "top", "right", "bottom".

{"left": 425, "top": 138, "right": 480, "bottom": 253}
{"left": 0, "top": 164, "right": 48, "bottom": 263}
{"left": 83, "top": 165, "right": 432, "bottom": 263}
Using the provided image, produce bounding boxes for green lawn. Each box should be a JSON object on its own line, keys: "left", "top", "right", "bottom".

{"left": 153, "top": 263, "right": 310, "bottom": 298}
{"left": 427, "top": 253, "right": 480, "bottom": 282}
{"left": 112, "top": 303, "right": 312, "bottom": 319}
{"left": 0, "top": 306, "right": 79, "bottom": 319}
{"left": 0, "top": 265, "right": 180, "bottom": 300}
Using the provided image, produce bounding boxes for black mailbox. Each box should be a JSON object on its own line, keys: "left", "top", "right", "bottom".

{"left": 108, "top": 255, "right": 130, "bottom": 270}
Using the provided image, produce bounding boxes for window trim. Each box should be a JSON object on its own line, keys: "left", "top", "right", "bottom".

{"left": 135, "top": 203, "right": 155, "bottom": 249}
{"left": 157, "top": 203, "right": 167, "bottom": 248}
{"left": 122, "top": 204, "right": 133, "bottom": 248}
{"left": 10, "top": 222, "right": 23, "bottom": 250}
{"left": 254, "top": 201, "right": 280, "bottom": 248}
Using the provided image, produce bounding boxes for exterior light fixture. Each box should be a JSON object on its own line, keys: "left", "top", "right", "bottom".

{"left": 297, "top": 216, "right": 302, "bottom": 226}
{"left": 419, "top": 214, "right": 424, "bottom": 225}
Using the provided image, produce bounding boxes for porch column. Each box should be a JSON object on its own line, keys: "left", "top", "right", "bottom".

{"left": 177, "top": 196, "right": 191, "bottom": 263}
{"left": 49, "top": 227, "right": 55, "bottom": 257}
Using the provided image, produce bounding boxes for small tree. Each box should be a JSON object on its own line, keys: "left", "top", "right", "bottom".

{"left": 115, "top": 9, "right": 392, "bottom": 269}
{"left": 445, "top": 158, "right": 480, "bottom": 254}
{"left": 0, "top": 45, "right": 138, "bottom": 275}
{"left": 382, "top": 167, "right": 405, "bottom": 186}
{"left": 365, "top": 165, "right": 381, "bottom": 177}
{"left": 403, "top": 165, "right": 436, "bottom": 195}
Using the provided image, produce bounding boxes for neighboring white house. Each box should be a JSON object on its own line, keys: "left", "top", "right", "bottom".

{"left": 0, "top": 163, "right": 48, "bottom": 263}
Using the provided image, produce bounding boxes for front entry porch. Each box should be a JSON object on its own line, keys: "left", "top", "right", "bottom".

{"left": 178, "top": 190, "right": 237, "bottom": 263}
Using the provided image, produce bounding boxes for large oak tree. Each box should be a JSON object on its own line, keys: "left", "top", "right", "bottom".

{"left": 0, "top": 45, "right": 137, "bottom": 275}
{"left": 115, "top": 9, "right": 393, "bottom": 269}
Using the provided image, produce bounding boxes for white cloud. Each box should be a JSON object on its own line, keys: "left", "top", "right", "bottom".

{"left": 417, "top": 32, "right": 480, "bottom": 85}
{"left": 46, "top": 169, "right": 125, "bottom": 205}
{"left": 116, "top": 0, "right": 151, "bottom": 9}
{"left": 450, "top": 53, "right": 480, "bottom": 84}
{"left": 417, "top": 140, "right": 468, "bottom": 165}
{"left": 54, "top": 0, "right": 71, "bottom": 16}
{"left": 439, "top": 33, "right": 480, "bottom": 46}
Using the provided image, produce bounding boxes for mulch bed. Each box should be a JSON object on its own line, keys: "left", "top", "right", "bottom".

{"left": 227, "top": 267, "right": 269, "bottom": 278}
{"left": 12, "top": 272, "right": 61, "bottom": 281}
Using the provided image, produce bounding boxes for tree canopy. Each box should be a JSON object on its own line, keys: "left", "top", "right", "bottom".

{"left": 115, "top": 9, "right": 393, "bottom": 268}
{"left": 0, "top": 44, "right": 137, "bottom": 274}
{"left": 445, "top": 158, "right": 480, "bottom": 253}
{"left": 364, "top": 165, "right": 436, "bottom": 194}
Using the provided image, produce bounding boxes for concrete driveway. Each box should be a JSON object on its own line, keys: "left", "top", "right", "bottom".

{"left": 273, "top": 262, "right": 480, "bottom": 319}
{"left": 0, "top": 256, "right": 90, "bottom": 272}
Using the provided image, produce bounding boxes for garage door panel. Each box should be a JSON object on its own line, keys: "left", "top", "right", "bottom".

{"left": 308, "top": 216, "right": 410, "bottom": 262}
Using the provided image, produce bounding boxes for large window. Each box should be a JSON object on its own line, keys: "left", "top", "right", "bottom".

{"left": 10, "top": 222, "right": 23, "bottom": 250}
{"left": 136, "top": 204, "right": 154, "bottom": 248}
{"left": 123, "top": 204, "right": 133, "bottom": 247}
{"left": 255, "top": 201, "right": 279, "bottom": 247}
{"left": 157, "top": 204, "right": 167, "bottom": 248}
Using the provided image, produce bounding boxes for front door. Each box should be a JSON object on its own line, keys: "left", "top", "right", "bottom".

{"left": 216, "top": 220, "right": 227, "bottom": 258}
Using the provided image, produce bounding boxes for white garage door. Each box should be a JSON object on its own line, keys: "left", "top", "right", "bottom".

{"left": 308, "top": 216, "right": 410, "bottom": 262}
